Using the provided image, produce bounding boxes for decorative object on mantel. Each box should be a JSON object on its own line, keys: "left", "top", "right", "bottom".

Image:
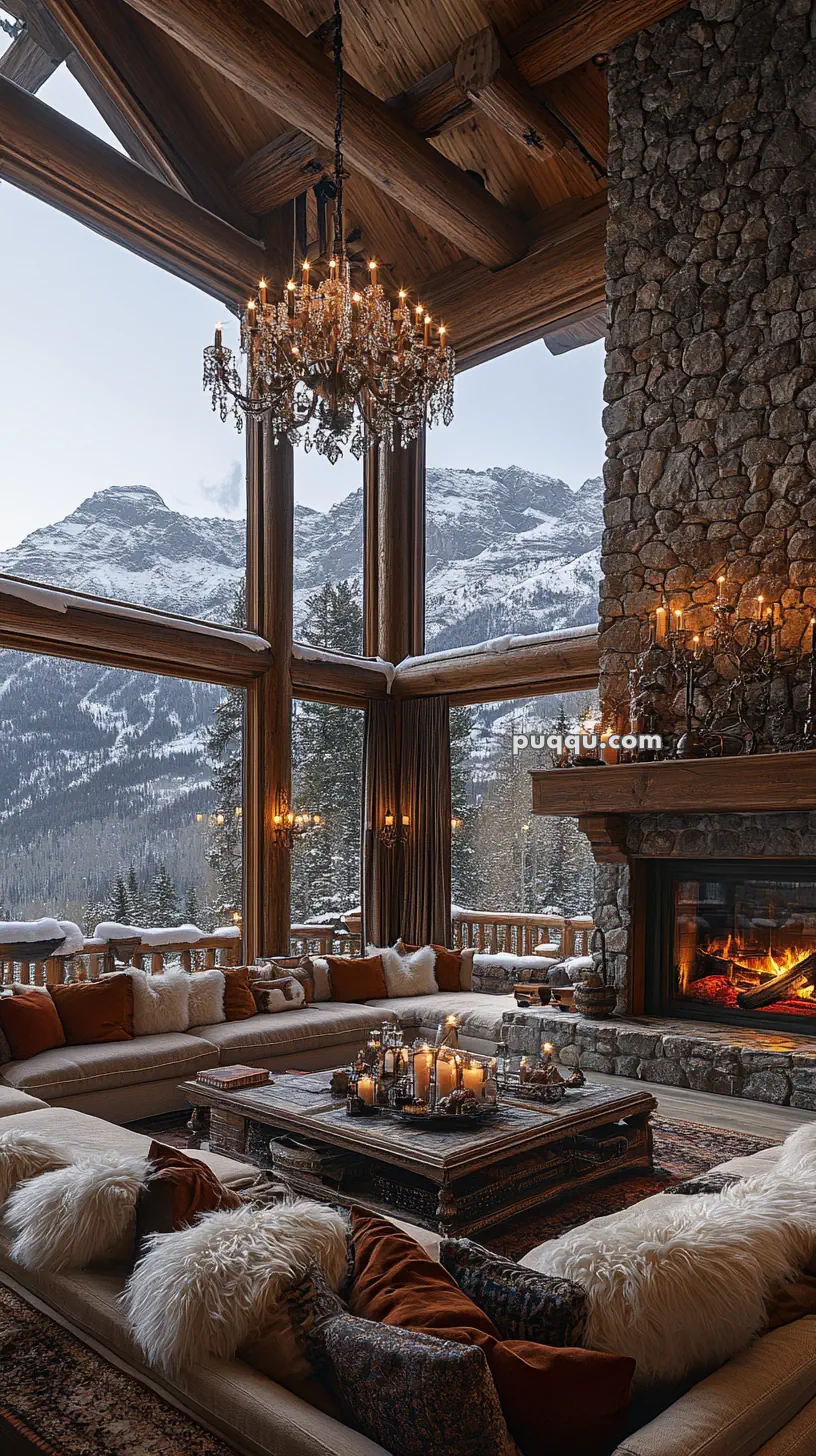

{"left": 203, "top": 0, "right": 455, "bottom": 461}
{"left": 344, "top": 1019, "right": 501, "bottom": 1126}
{"left": 572, "top": 927, "right": 618, "bottom": 1020}
{"left": 564, "top": 569, "right": 816, "bottom": 764}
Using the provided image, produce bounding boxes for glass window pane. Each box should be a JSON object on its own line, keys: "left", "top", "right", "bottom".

{"left": 0, "top": 71, "right": 244, "bottom": 625}
{"left": 294, "top": 451, "right": 363, "bottom": 654}
{"left": 451, "top": 691, "right": 598, "bottom": 919}
{"left": 0, "top": 648, "right": 243, "bottom": 932}
{"left": 426, "top": 340, "right": 604, "bottom": 652}
{"left": 291, "top": 702, "right": 363, "bottom": 927}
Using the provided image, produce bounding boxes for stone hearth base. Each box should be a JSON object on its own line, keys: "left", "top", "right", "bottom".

{"left": 501, "top": 1010, "right": 816, "bottom": 1109}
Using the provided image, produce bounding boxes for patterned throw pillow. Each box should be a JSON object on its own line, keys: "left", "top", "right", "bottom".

{"left": 439, "top": 1237, "right": 588, "bottom": 1348}
{"left": 290, "top": 1268, "right": 514, "bottom": 1456}
{"left": 251, "top": 976, "right": 307, "bottom": 1014}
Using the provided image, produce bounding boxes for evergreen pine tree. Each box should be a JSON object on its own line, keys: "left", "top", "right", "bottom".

{"left": 110, "top": 874, "right": 130, "bottom": 923}
{"left": 185, "top": 886, "right": 200, "bottom": 926}
{"left": 127, "top": 864, "right": 146, "bottom": 923}
{"left": 291, "top": 581, "right": 364, "bottom": 922}
{"left": 450, "top": 704, "right": 479, "bottom": 909}
{"left": 205, "top": 582, "right": 245, "bottom": 917}
{"left": 150, "top": 862, "right": 180, "bottom": 927}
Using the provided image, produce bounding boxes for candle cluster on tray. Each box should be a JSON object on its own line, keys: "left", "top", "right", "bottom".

{"left": 495, "top": 1040, "right": 585, "bottom": 1103}
{"left": 346, "top": 1016, "right": 499, "bottom": 1121}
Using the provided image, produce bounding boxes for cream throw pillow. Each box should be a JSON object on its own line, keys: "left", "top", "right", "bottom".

{"left": 367, "top": 943, "right": 438, "bottom": 997}
{"left": 187, "top": 968, "right": 226, "bottom": 1027}
{"left": 125, "top": 969, "right": 190, "bottom": 1036}
{"left": 307, "top": 957, "right": 333, "bottom": 1001}
{"left": 5, "top": 1152, "right": 150, "bottom": 1272}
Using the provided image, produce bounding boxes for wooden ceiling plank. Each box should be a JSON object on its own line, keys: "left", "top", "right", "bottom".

{"left": 229, "top": 128, "right": 328, "bottom": 214}
{"left": 0, "top": 76, "right": 266, "bottom": 303}
{"left": 0, "top": 28, "right": 62, "bottom": 92}
{"left": 118, "top": 0, "right": 529, "bottom": 268}
{"left": 453, "top": 26, "right": 576, "bottom": 162}
{"left": 43, "top": 0, "right": 260, "bottom": 235}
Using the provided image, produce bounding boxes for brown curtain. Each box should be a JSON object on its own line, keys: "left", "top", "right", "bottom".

{"left": 361, "top": 698, "right": 402, "bottom": 948}
{"left": 400, "top": 695, "right": 452, "bottom": 947}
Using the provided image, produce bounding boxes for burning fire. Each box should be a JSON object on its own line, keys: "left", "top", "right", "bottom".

{"left": 706, "top": 935, "right": 815, "bottom": 999}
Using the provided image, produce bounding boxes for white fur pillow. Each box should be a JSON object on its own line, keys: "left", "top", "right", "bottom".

{"left": 187, "top": 968, "right": 226, "bottom": 1028}
{"left": 368, "top": 943, "right": 438, "bottom": 998}
{"left": 5, "top": 1153, "right": 150, "bottom": 1271}
{"left": 522, "top": 1176, "right": 816, "bottom": 1389}
{"left": 123, "top": 1198, "right": 349, "bottom": 1373}
{"left": 0, "top": 1129, "right": 68, "bottom": 1208}
{"left": 307, "top": 958, "right": 333, "bottom": 1001}
{"left": 125, "top": 969, "right": 190, "bottom": 1036}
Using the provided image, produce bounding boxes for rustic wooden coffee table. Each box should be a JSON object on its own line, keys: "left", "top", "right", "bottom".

{"left": 182, "top": 1073, "right": 656, "bottom": 1237}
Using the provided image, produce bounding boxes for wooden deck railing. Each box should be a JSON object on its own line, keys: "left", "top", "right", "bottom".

{"left": 289, "top": 924, "right": 362, "bottom": 957}
{"left": 0, "top": 932, "right": 242, "bottom": 987}
{"left": 451, "top": 909, "right": 594, "bottom": 958}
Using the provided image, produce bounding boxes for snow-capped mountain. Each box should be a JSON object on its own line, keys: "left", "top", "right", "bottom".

{"left": 0, "top": 470, "right": 601, "bottom": 920}
{"left": 0, "top": 469, "right": 602, "bottom": 648}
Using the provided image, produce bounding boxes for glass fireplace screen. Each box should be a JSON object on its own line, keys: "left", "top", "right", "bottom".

{"left": 673, "top": 871, "right": 816, "bottom": 1021}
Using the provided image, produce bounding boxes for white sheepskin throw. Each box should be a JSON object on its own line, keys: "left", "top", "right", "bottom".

{"left": 307, "top": 958, "right": 333, "bottom": 1001}
{"left": 772, "top": 1121, "right": 816, "bottom": 1183}
{"left": 5, "top": 1152, "right": 150, "bottom": 1272}
{"left": 522, "top": 1176, "right": 816, "bottom": 1389}
{"left": 187, "top": 968, "right": 226, "bottom": 1028}
{"left": 124, "top": 969, "right": 190, "bottom": 1036}
{"left": 123, "top": 1198, "right": 349, "bottom": 1374}
{"left": 0, "top": 1129, "right": 68, "bottom": 1208}
{"left": 368, "top": 943, "right": 438, "bottom": 997}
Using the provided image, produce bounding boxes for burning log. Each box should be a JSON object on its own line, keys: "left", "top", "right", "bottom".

{"left": 696, "top": 949, "right": 763, "bottom": 987}
{"left": 736, "top": 952, "right": 816, "bottom": 1009}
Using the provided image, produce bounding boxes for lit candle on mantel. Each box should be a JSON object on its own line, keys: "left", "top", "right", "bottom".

{"left": 756, "top": 593, "right": 764, "bottom": 622}
{"left": 357, "top": 1075, "right": 375, "bottom": 1106}
{"left": 717, "top": 575, "right": 726, "bottom": 603}
{"left": 810, "top": 617, "right": 816, "bottom": 656}
{"left": 655, "top": 605, "right": 667, "bottom": 644}
{"left": 673, "top": 606, "right": 684, "bottom": 634}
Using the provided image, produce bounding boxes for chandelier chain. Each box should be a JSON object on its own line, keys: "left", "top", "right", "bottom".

{"left": 332, "top": 0, "right": 345, "bottom": 260}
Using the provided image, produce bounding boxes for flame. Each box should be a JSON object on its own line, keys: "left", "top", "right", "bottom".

{"left": 706, "top": 935, "right": 815, "bottom": 999}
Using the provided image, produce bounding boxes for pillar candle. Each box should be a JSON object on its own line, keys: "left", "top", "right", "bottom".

{"left": 357, "top": 1076, "right": 375, "bottom": 1106}
{"left": 436, "top": 1052, "right": 459, "bottom": 1099}
{"left": 413, "top": 1048, "right": 432, "bottom": 1103}
{"left": 462, "top": 1060, "right": 485, "bottom": 1099}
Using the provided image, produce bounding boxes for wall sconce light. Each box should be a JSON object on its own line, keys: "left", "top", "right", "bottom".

{"left": 272, "top": 797, "right": 322, "bottom": 849}
{"left": 377, "top": 811, "right": 410, "bottom": 849}
{"left": 451, "top": 816, "right": 463, "bottom": 831}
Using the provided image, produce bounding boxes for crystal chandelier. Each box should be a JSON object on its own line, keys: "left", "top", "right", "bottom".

{"left": 203, "top": 0, "right": 455, "bottom": 463}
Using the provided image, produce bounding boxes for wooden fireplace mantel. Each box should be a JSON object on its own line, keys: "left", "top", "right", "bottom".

{"left": 531, "top": 751, "right": 816, "bottom": 864}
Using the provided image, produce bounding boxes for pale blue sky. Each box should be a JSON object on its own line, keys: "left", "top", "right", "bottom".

{"left": 0, "top": 41, "right": 606, "bottom": 552}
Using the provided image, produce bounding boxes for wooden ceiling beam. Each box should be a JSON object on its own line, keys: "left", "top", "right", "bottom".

{"left": 0, "top": 578, "right": 273, "bottom": 687}
{"left": 119, "top": 0, "right": 528, "bottom": 269}
{"left": 42, "top": 0, "right": 260, "bottom": 236}
{"left": 229, "top": 129, "right": 328, "bottom": 216}
{"left": 421, "top": 191, "right": 607, "bottom": 367}
{"left": 0, "top": 27, "right": 63, "bottom": 92}
{"left": 453, "top": 26, "right": 578, "bottom": 164}
{"left": 393, "top": 628, "right": 600, "bottom": 704}
{"left": 0, "top": 77, "right": 266, "bottom": 303}
{"left": 290, "top": 654, "right": 390, "bottom": 703}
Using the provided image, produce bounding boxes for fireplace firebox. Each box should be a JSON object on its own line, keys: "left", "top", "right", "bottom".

{"left": 645, "top": 860, "right": 816, "bottom": 1034}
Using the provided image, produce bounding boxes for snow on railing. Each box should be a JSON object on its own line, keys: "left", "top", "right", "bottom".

{"left": 0, "top": 928, "right": 242, "bottom": 986}
{"left": 451, "top": 907, "right": 594, "bottom": 958}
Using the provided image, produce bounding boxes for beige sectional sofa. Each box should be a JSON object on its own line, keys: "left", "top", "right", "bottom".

{"left": 0, "top": 1105, "right": 814, "bottom": 1456}
{"left": 0, "top": 991, "right": 518, "bottom": 1122}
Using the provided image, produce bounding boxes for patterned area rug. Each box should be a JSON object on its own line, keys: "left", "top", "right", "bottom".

{"left": 0, "top": 1284, "right": 237, "bottom": 1456}
{"left": 132, "top": 1109, "right": 780, "bottom": 1259}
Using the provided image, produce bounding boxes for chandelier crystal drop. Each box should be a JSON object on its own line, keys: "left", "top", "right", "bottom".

{"left": 203, "top": 0, "right": 454, "bottom": 463}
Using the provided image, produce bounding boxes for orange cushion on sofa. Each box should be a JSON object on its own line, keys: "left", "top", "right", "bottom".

{"left": 348, "top": 1209, "right": 634, "bottom": 1456}
{"left": 136, "top": 1140, "right": 242, "bottom": 1250}
{"left": 0, "top": 988, "right": 66, "bottom": 1060}
{"left": 222, "top": 965, "right": 257, "bottom": 1020}
{"left": 325, "top": 954, "right": 388, "bottom": 1002}
{"left": 49, "top": 974, "right": 134, "bottom": 1044}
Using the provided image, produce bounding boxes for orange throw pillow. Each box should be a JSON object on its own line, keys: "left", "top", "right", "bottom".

{"left": 349, "top": 1209, "right": 634, "bottom": 1456}
{"left": 432, "top": 944, "right": 464, "bottom": 992}
{"left": 0, "top": 989, "right": 66, "bottom": 1060}
{"left": 326, "top": 955, "right": 388, "bottom": 1002}
{"left": 136, "top": 1139, "right": 242, "bottom": 1250}
{"left": 222, "top": 965, "right": 257, "bottom": 1020}
{"left": 49, "top": 974, "right": 134, "bottom": 1045}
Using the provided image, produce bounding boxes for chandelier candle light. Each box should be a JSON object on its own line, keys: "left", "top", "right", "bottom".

{"left": 203, "top": 0, "right": 454, "bottom": 462}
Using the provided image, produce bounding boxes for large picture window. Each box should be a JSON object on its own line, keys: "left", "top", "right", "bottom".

{"left": 291, "top": 702, "right": 363, "bottom": 926}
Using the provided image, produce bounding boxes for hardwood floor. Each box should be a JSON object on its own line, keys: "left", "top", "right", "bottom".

{"left": 586, "top": 1070, "right": 816, "bottom": 1140}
